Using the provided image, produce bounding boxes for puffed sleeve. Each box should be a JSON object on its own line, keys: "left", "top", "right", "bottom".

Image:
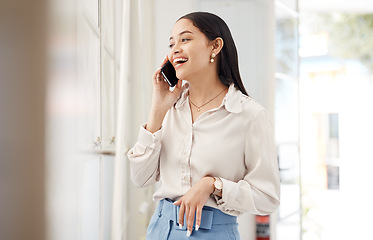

{"left": 215, "top": 110, "right": 280, "bottom": 215}
{"left": 127, "top": 124, "right": 162, "bottom": 188}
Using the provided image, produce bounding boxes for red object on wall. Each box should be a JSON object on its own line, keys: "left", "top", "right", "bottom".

{"left": 256, "top": 215, "right": 270, "bottom": 240}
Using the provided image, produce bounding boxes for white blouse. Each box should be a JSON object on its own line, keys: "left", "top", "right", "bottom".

{"left": 127, "top": 83, "right": 280, "bottom": 216}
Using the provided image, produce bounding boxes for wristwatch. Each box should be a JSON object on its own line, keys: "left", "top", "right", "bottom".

{"left": 213, "top": 177, "right": 223, "bottom": 195}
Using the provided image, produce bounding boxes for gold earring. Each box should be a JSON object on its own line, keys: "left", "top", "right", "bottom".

{"left": 210, "top": 53, "right": 216, "bottom": 63}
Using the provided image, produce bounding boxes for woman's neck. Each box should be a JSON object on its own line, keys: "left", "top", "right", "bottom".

{"left": 188, "top": 74, "right": 227, "bottom": 105}
{"left": 188, "top": 67, "right": 227, "bottom": 102}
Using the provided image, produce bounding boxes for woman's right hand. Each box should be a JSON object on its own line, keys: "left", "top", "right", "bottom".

{"left": 146, "top": 56, "right": 182, "bottom": 133}
{"left": 151, "top": 55, "right": 182, "bottom": 112}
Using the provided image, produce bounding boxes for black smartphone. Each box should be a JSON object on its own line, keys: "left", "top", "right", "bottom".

{"left": 161, "top": 60, "right": 179, "bottom": 87}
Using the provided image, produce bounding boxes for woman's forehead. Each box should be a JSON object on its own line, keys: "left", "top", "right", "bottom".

{"left": 170, "top": 19, "right": 200, "bottom": 39}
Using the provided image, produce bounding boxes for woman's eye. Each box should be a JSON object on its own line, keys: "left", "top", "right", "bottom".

{"left": 169, "top": 39, "right": 190, "bottom": 48}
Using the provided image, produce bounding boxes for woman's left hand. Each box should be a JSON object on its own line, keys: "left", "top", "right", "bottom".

{"left": 173, "top": 176, "right": 215, "bottom": 236}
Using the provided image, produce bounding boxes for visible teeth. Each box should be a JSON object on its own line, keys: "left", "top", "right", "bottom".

{"left": 173, "top": 58, "right": 188, "bottom": 64}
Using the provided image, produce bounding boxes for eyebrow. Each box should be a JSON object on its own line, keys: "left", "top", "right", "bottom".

{"left": 169, "top": 30, "right": 193, "bottom": 41}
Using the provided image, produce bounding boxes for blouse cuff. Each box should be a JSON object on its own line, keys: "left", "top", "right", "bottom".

{"left": 214, "top": 178, "right": 238, "bottom": 213}
{"left": 138, "top": 123, "right": 162, "bottom": 148}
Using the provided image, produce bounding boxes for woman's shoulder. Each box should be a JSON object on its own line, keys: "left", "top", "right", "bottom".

{"left": 237, "top": 95, "right": 270, "bottom": 133}
{"left": 225, "top": 84, "right": 265, "bottom": 120}
{"left": 239, "top": 92, "right": 265, "bottom": 117}
{"left": 241, "top": 94, "right": 265, "bottom": 113}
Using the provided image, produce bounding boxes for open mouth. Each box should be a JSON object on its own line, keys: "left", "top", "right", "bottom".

{"left": 173, "top": 57, "right": 188, "bottom": 67}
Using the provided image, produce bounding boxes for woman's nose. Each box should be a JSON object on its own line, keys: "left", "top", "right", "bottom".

{"left": 172, "top": 42, "right": 181, "bottom": 54}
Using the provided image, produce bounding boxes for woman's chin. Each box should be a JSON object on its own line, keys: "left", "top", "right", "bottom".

{"left": 176, "top": 72, "right": 187, "bottom": 82}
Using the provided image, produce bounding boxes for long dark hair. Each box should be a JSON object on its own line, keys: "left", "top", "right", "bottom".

{"left": 178, "top": 12, "right": 248, "bottom": 96}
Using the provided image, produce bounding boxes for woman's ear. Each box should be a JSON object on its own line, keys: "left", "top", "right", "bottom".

{"left": 212, "top": 37, "right": 224, "bottom": 55}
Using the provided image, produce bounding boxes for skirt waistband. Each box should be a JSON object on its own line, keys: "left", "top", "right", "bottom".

{"left": 157, "top": 198, "right": 237, "bottom": 231}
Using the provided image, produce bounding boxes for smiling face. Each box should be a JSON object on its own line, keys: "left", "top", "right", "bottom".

{"left": 168, "top": 19, "right": 214, "bottom": 82}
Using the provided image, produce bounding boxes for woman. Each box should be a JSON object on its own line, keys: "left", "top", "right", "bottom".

{"left": 127, "top": 12, "right": 280, "bottom": 239}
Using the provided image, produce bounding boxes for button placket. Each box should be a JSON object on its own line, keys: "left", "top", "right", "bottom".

{"left": 180, "top": 127, "right": 193, "bottom": 194}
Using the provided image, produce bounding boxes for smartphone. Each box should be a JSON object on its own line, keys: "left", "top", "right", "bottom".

{"left": 161, "top": 60, "right": 179, "bottom": 87}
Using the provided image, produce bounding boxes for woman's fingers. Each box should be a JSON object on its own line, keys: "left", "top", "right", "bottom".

{"left": 158, "top": 56, "right": 169, "bottom": 84}
{"left": 152, "top": 67, "right": 161, "bottom": 84}
{"left": 152, "top": 55, "right": 169, "bottom": 84}
{"left": 195, "top": 206, "right": 203, "bottom": 231}
{"left": 161, "top": 54, "right": 169, "bottom": 65}
{"left": 184, "top": 205, "right": 190, "bottom": 231}
{"left": 186, "top": 206, "right": 195, "bottom": 236}
{"left": 170, "top": 177, "right": 213, "bottom": 236}
{"left": 157, "top": 55, "right": 169, "bottom": 76}
{"left": 178, "top": 202, "right": 185, "bottom": 229}
{"left": 174, "top": 199, "right": 205, "bottom": 237}
{"left": 173, "top": 199, "right": 181, "bottom": 206}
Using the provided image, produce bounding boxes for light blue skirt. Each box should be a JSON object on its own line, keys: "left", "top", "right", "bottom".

{"left": 146, "top": 199, "right": 241, "bottom": 240}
